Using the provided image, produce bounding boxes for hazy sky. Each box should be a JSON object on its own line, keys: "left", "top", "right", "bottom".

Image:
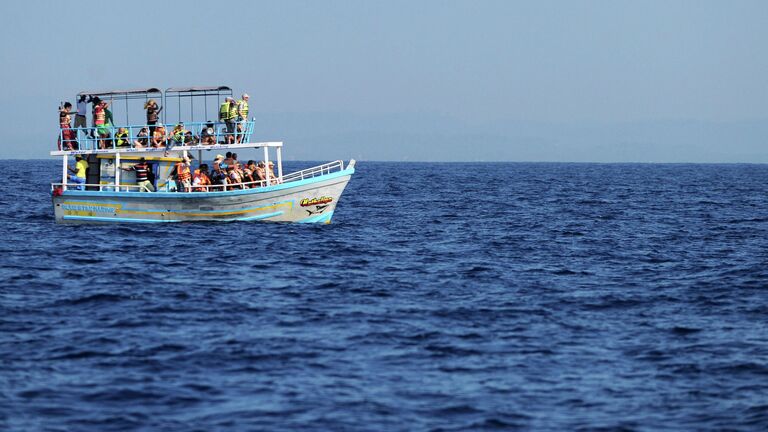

{"left": 2, "top": 0, "right": 767, "bottom": 161}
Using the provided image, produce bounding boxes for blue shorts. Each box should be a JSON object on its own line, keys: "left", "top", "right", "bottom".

{"left": 68, "top": 175, "right": 85, "bottom": 190}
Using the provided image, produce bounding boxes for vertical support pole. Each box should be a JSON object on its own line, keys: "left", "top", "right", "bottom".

{"left": 276, "top": 145, "right": 283, "bottom": 183}
{"left": 263, "top": 145, "right": 270, "bottom": 185}
{"left": 115, "top": 152, "right": 121, "bottom": 191}
{"left": 62, "top": 155, "right": 68, "bottom": 190}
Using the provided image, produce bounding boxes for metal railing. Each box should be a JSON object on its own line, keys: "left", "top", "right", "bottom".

{"left": 281, "top": 160, "right": 345, "bottom": 183}
{"left": 52, "top": 161, "right": 346, "bottom": 194}
{"left": 51, "top": 179, "right": 274, "bottom": 193}
{"left": 57, "top": 120, "right": 256, "bottom": 152}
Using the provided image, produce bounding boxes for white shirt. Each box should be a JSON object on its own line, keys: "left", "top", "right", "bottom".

{"left": 77, "top": 100, "right": 87, "bottom": 116}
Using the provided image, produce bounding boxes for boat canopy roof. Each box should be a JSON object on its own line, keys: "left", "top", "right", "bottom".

{"left": 78, "top": 88, "right": 162, "bottom": 100}
{"left": 165, "top": 86, "right": 232, "bottom": 94}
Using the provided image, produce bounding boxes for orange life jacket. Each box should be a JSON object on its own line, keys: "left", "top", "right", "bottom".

{"left": 176, "top": 162, "right": 191, "bottom": 182}
{"left": 193, "top": 171, "right": 210, "bottom": 191}
{"left": 94, "top": 106, "right": 105, "bottom": 125}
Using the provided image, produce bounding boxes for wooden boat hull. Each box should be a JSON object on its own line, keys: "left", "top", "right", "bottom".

{"left": 52, "top": 167, "right": 354, "bottom": 224}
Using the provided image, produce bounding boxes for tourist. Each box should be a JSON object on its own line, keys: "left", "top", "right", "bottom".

{"left": 90, "top": 96, "right": 101, "bottom": 135}
{"left": 169, "top": 123, "right": 189, "bottom": 151}
{"left": 58, "top": 103, "right": 77, "bottom": 150}
{"left": 152, "top": 123, "right": 167, "bottom": 148}
{"left": 254, "top": 161, "right": 267, "bottom": 184}
{"left": 192, "top": 164, "right": 211, "bottom": 192}
{"left": 200, "top": 121, "right": 216, "bottom": 145}
{"left": 213, "top": 154, "right": 225, "bottom": 171}
{"left": 115, "top": 128, "right": 130, "bottom": 147}
{"left": 68, "top": 155, "right": 87, "bottom": 190}
{"left": 236, "top": 93, "right": 249, "bottom": 143}
{"left": 218, "top": 97, "right": 237, "bottom": 144}
{"left": 172, "top": 155, "right": 193, "bottom": 192}
{"left": 74, "top": 95, "right": 87, "bottom": 130}
{"left": 223, "top": 152, "right": 235, "bottom": 169}
{"left": 134, "top": 127, "right": 149, "bottom": 148}
{"left": 94, "top": 100, "right": 111, "bottom": 149}
{"left": 144, "top": 99, "right": 161, "bottom": 135}
{"left": 241, "top": 163, "right": 255, "bottom": 187}
{"left": 227, "top": 165, "right": 242, "bottom": 189}
{"left": 122, "top": 157, "right": 154, "bottom": 192}
{"left": 59, "top": 102, "right": 72, "bottom": 122}
{"left": 267, "top": 161, "right": 278, "bottom": 184}
{"left": 211, "top": 154, "right": 228, "bottom": 190}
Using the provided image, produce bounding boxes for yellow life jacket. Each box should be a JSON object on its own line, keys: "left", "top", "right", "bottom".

{"left": 172, "top": 128, "right": 189, "bottom": 142}
{"left": 219, "top": 102, "right": 235, "bottom": 121}
{"left": 237, "top": 100, "right": 249, "bottom": 119}
{"left": 116, "top": 131, "right": 129, "bottom": 146}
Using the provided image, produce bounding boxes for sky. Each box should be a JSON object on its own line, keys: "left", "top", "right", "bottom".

{"left": 1, "top": 0, "right": 767, "bottom": 161}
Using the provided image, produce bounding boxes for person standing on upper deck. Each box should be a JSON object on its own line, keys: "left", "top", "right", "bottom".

{"left": 74, "top": 95, "right": 87, "bottom": 130}
{"left": 144, "top": 99, "right": 161, "bottom": 136}
{"left": 219, "top": 97, "right": 237, "bottom": 144}
{"left": 58, "top": 102, "right": 77, "bottom": 150}
{"left": 93, "top": 99, "right": 111, "bottom": 149}
{"left": 235, "top": 93, "right": 249, "bottom": 144}
{"left": 89, "top": 96, "right": 100, "bottom": 138}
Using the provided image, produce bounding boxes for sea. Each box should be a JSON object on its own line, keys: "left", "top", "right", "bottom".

{"left": 2, "top": 160, "right": 768, "bottom": 431}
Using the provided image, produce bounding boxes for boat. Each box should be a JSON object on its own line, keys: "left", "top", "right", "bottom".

{"left": 51, "top": 86, "right": 355, "bottom": 224}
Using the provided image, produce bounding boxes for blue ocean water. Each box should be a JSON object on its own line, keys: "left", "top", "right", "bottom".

{"left": 2, "top": 160, "right": 768, "bottom": 431}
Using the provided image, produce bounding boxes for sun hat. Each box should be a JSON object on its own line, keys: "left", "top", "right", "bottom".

{"left": 214, "top": 154, "right": 225, "bottom": 160}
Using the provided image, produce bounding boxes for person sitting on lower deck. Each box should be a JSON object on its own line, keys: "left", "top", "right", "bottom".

{"left": 267, "top": 161, "right": 278, "bottom": 184}
{"left": 254, "top": 161, "right": 267, "bottom": 185}
{"left": 170, "top": 155, "right": 193, "bottom": 192}
{"left": 241, "top": 162, "right": 255, "bottom": 187}
{"left": 192, "top": 164, "right": 211, "bottom": 192}
{"left": 223, "top": 151, "right": 234, "bottom": 167}
{"left": 122, "top": 157, "right": 154, "bottom": 192}
{"left": 226, "top": 165, "right": 243, "bottom": 189}
{"left": 210, "top": 154, "right": 227, "bottom": 190}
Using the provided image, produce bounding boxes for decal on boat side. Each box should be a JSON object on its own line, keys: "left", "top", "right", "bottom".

{"left": 62, "top": 204, "right": 116, "bottom": 214}
{"left": 305, "top": 204, "right": 330, "bottom": 215}
{"left": 300, "top": 196, "right": 333, "bottom": 207}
